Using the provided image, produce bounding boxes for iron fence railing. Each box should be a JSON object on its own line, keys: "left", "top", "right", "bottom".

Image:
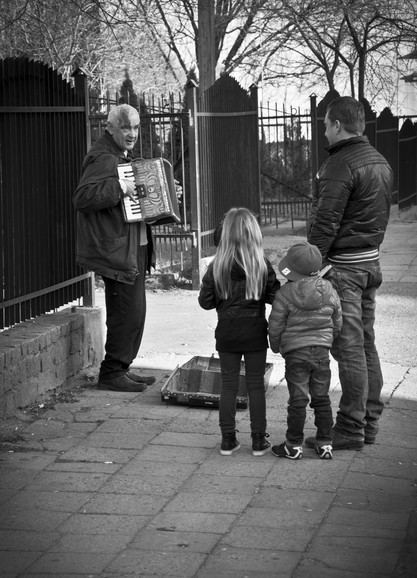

{"left": 260, "top": 199, "right": 311, "bottom": 228}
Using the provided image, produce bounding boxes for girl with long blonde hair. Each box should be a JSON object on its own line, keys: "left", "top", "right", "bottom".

{"left": 199, "top": 208, "right": 280, "bottom": 456}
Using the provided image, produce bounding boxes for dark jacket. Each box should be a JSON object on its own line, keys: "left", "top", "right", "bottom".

{"left": 73, "top": 131, "right": 155, "bottom": 284}
{"left": 307, "top": 136, "right": 393, "bottom": 260}
{"left": 268, "top": 276, "right": 342, "bottom": 356}
{"left": 198, "top": 260, "right": 280, "bottom": 352}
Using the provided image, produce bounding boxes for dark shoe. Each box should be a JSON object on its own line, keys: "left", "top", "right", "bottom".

{"left": 305, "top": 434, "right": 364, "bottom": 451}
{"left": 315, "top": 444, "right": 333, "bottom": 460}
{"left": 252, "top": 433, "right": 272, "bottom": 456}
{"left": 97, "top": 375, "right": 148, "bottom": 392}
{"left": 272, "top": 441, "right": 303, "bottom": 460}
{"left": 127, "top": 371, "right": 156, "bottom": 385}
{"left": 220, "top": 432, "right": 241, "bottom": 456}
{"left": 364, "top": 437, "right": 376, "bottom": 445}
{"left": 331, "top": 432, "right": 364, "bottom": 451}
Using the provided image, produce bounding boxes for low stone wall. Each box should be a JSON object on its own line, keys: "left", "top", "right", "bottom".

{"left": 0, "top": 307, "right": 104, "bottom": 418}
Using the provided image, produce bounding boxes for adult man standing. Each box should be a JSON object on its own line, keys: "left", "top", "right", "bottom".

{"left": 73, "top": 104, "right": 156, "bottom": 392}
{"left": 306, "top": 96, "right": 394, "bottom": 450}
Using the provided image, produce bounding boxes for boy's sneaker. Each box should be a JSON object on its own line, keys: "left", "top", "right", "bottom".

{"left": 271, "top": 441, "right": 303, "bottom": 460}
{"left": 251, "top": 433, "right": 272, "bottom": 456}
{"left": 220, "top": 433, "right": 241, "bottom": 456}
{"left": 316, "top": 444, "right": 333, "bottom": 460}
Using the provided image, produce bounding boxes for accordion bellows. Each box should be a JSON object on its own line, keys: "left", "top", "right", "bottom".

{"left": 118, "top": 157, "right": 181, "bottom": 225}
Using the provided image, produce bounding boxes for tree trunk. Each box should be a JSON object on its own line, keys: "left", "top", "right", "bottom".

{"left": 358, "top": 53, "right": 366, "bottom": 101}
{"left": 198, "top": 0, "right": 216, "bottom": 93}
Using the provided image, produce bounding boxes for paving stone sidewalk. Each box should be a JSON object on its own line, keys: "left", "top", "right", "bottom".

{"left": 0, "top": 220, "right": 416, "bottom": 577}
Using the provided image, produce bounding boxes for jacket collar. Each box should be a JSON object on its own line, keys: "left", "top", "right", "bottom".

{"left": 326, "top": 135, "right": 369, "bottom": 154}
{"left": 102, "top": 130, "right": 133, "bottom": 161}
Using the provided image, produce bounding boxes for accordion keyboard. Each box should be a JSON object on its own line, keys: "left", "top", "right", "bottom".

{"left": 118, "top": 164, "right": 143, "bottom": 222}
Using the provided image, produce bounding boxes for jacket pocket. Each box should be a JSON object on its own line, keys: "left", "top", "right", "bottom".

{"left": 98, "top": 235, "right": 136, "bottom": 272}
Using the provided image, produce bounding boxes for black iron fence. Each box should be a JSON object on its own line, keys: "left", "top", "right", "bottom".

{"left": 0, "top": 59, "right": 92, "bottom": 330}
{"left": 258, "top": 101, "right": 312, "bottom": 228}
{"left": 259, "top": 102, "right": 312, "bottom": 203}
{"left": 261, "top": 199, "right": 311, "bottom": 229}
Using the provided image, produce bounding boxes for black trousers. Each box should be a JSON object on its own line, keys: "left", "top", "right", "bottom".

{"left": 218, "top": 349, "right": 267, "bottom": 435}
{"left": 99, "top": 245, "right": 147, "bottom": 379}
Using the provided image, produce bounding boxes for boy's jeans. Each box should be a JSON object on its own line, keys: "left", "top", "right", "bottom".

{"left": 218, "top": 350, "right": 267, "bottom": 435}
{"left": 327, "top": 261, "right": 384, "bottom": 442}
{"left": 284, "top": 346, "right": 333, "bottom": 445}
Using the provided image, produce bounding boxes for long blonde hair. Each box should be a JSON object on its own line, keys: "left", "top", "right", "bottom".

{"left": 213, "top": 207, "right": 267, "bottom": 300}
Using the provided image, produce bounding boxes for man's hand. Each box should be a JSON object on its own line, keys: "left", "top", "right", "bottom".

{"left": 174, "top": 179, "right": 183, "bottom": 201}
{"left": 120, "top": 179, "right": 139, "bottom": 203}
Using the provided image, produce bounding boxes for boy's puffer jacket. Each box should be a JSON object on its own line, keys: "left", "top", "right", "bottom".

{"left": 268, "top": 276, "right": 342, "bottom": 356}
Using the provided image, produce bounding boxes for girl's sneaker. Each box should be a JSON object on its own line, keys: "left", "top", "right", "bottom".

{"left": 271, "top": 441, "right": 303, "bottom": 460}
{"left": 251, "top": 433, "right": 272, "bottom": 456}
{"left": 220, "top": 432, "right": 241, "bottom": 456}
{"left": 316, "top": 444, "right": 333, "bottom": 459}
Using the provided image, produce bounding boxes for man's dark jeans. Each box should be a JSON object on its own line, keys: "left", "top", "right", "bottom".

{"left": 99, "top": 245, "right": 147, "bottom": 379}
{"left": 284, "top": 346, "right": 333, "bottom": 445}
{"left": 327, "top": 260, "right": 384, "bottom": 442}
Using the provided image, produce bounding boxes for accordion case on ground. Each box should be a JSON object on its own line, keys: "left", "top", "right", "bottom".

{"left": 160, "top": 355, "right": 274, "bottom": 410}
{"left": 118, "top": 157, "right": 181, "bottom": 225}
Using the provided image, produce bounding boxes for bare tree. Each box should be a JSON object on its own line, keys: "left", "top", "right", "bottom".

{"left": 0, "top": 0, "right": 184, "bottom": 92}
{"left": 114, "top": 1, "right": 290, "bottom": 79}
{"left": 0, "top": 0, "right": 103, "bottom": 80}
{"left": 1, "top": 0, "right": 416, "bottom": 105}
{"left": 266, "top": 0, "right": 417, "bottom": 102}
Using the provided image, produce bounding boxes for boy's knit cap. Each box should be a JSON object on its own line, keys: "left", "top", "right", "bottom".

{"left": 279, "top": 242, "right": 322, "bottom": 281}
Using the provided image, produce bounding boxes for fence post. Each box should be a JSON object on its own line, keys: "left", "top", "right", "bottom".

{"left": 310, "top": 94, "right": 318, "bottom": 188}
{"left": 250, "top": 83, "right": 262, "bottom": 220}
{"left": 186, "top": 80, "right": 202, "bottom": 289}
{"left": 72, "top": 67, "right": 94, "bottom": 307}
{"left": 72, "top": 67, "right": 91, "bottom": 151}
{"left": 362, "top": 98, "right": 376, "bottom": 147}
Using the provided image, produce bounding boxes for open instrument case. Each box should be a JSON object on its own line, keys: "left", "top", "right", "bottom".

{"left": 160, "top": 355, "right": 274, "bottom": 410}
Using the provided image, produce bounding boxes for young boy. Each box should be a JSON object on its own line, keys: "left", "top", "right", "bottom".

{"left": 268, "top": 242, "right": 342, "bottom": 460}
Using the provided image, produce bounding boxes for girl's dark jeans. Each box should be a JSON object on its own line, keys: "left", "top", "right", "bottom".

{"left": 284, "top": 346, "right": 333, "bottom": 445}
{"left": 218, "top": 350, "right": 267, "bottom": 435}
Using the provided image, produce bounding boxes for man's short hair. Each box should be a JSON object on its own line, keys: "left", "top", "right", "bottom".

{"left": 326, "top": 96, "right": 365, "bottom": 135}
{"left": 107, "top": 104, "right": 139, "bottom": 128}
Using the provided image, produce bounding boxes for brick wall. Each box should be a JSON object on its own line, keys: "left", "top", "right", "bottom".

{"left": 0, "top": 307, "right": 104, "bottom": 418}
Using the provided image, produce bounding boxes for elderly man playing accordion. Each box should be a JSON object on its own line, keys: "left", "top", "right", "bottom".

{"left": 74, "top": 103, "right": 179, "bottom": 392}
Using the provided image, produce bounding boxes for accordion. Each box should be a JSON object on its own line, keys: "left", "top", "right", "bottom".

{"left": 117, "top": 157, "right": 181, "bottom": 225}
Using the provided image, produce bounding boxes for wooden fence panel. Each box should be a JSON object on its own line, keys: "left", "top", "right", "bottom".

{"left": 398, "top": 119, "right": 417, "bottom": 210}
{"left": 362, "top": 98, "right": 377, "bottom": 147}
{"left": 196, "top": 76, "right": 260, "bottom": 248}
{"left": 377, "top": 108, "right": 399, "bottom": 198}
